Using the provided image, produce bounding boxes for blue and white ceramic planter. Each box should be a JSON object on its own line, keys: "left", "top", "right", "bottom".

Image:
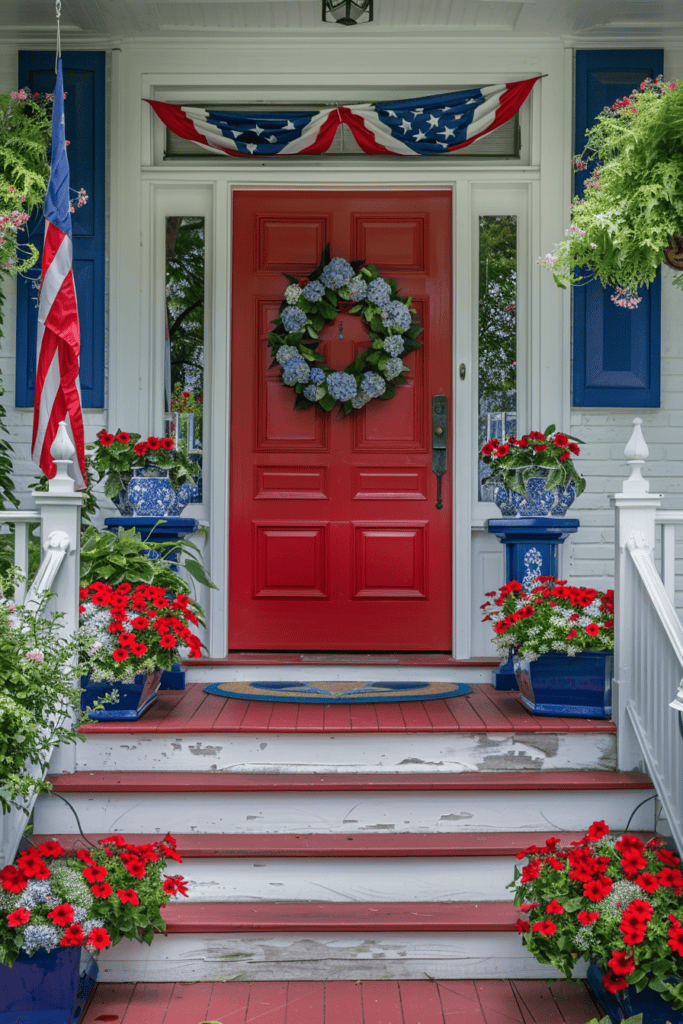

{"left": 587, "top": 960, "right": 683, "bottom": 1023}
{"left": 513, "top": 650, "right": 612, "bottom": 718}
{"left": 0, "top": 946, "right": 98, "bottom": 1024}
{"left": 122, "top": 467, "right": 197, "bottom": 517}
{"left": 494, "top": 475, "right": 577, "bottom": 517}
{"left": 81, "top": 669, "right": 162, "bottom": 720}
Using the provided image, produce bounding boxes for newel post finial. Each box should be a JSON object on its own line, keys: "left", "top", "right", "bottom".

{"left": 622, "top": 417, "right": 650, "bottom": 494}
{"left": 48, "top": 421, "right": 76, "bottom": 494}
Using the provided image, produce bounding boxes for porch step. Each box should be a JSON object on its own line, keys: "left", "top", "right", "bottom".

{"left": 37, "top": 770, "right": 653, "bottom": 836}
{"left": 95, "top": 902, "right": 576, "bottom": 983}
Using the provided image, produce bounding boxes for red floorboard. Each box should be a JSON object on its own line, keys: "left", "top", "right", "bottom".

{"left": 78, "top": 683, "right": 616, "bottom": 735}
{"left": 81, "top": 980, "right": 599, "bottom": 1024}
{"left": 48, "top": 769, "right": 652, "bottom": 794}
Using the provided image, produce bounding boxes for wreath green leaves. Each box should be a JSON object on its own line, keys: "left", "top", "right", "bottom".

{"left": 268, "top": 245, "right": 423, "bottom": 414}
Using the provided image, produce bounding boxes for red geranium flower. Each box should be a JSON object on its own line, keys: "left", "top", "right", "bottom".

{"left": 602, "top": 973, "right": 629, "bottom": 994}
{"left": 99, "top": 433, "right": 114, "bottom": 447}
{"left": 60, "top": 923, "right": 85, "bottom": 946}
{"left": 559, "top": 452, "right": 570, "bottom": 461}
{"left": 495, "top": 444, "right": 509, "bottom": 457}
{"left": 131, "top": 616, "right": 149, "bottom": 630}
{"left": 47, "top": 903, "right": 75, "bottom": 926}
{"left": 91, "top": 882, "right": 113, "bottom": 898}
{"left": 553, "top": 433, "right": 569, "bottom": 446}
{"left": 534, "top": 444, "right": 548, "bottom": 452}
{"left": 87, "top": 927, "right": 111, "bottom": 950}
{"left": 159, "top": 634, "right": 177, "bottom": 649}
{"left": 133, "top": 441, "right": 148, "bottom": 456}
{"left": 531, "top": 919, "right": 557, "bottom": 936}
{"left": 117, "top": 888, "right": 140, "bottom": 905}
{"left": 82, "top": 865, "right": 108, "bottom": 884}
{"left": 608, "top": 951, "right": 636, "bottom": 976}
{"left": 161, "top": 437, "right": 174, "bottom": 451}
{"left": 7, "top": 907, "right": 30, "bottom": 927}
{"left": 116, "top": 432, "right": 130, "bottom": 444}
{"left": 146, "top": 436, "right": 162, "bottom": 451}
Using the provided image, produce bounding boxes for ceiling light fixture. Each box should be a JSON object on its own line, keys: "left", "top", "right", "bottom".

{"left": 322, "top": 0, "right": 374, "bottom": 26}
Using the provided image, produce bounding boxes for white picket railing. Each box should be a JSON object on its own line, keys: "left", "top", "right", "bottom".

{"left": 0, "top": 423, "right": 83, "bottom": 868}
{"left": 613, "top": 419, "right": 683, "bottom": 853}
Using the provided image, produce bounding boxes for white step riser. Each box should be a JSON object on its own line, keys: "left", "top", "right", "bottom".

{"left": 157, "top": 856, "right": 517, "bottom": 903}
{"left": 75, "top": 730, "right": 616, "bottom": 774}
{"left": 97, "top": 930, "right": 584, "bottom": 983}
{"left": 34, "top": 787, "right": 652, "bottom": 836}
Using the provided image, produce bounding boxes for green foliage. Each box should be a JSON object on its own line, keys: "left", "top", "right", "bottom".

{"left": 478, "top": 215, "right": 517, "bottom": 411}
{"left": 0, "top": 571, "right": 81, "bottom": 814}
{"left": 166, "top": 215, "right": 205, "bottom": 412}
{"left": 541, "top": 77, "right": 683, "bottom": 302}
{"left": 88, "top": 430, "right": 197, "bottom": 499}
{"left": 480, "top": 425, "right": 586, "bottom": 497}
{"left": 586, "top": 1017, "right": 642, "bottom": 1024}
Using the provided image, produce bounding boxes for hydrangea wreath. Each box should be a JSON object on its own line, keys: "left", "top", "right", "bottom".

{"left": 268, "top": 246, "right": 423, "bottom": 413}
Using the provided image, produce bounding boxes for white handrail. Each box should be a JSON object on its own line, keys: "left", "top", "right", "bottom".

{"left": 654, "top": 511, "right": 683, "bottom": 604}
{"left": 0, "top": 511, "right": 41, "bottom": 605}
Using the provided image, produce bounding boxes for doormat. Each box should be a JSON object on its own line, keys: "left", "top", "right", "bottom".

{"left": 203, "top": 680, "right": 472, "bottom": 703}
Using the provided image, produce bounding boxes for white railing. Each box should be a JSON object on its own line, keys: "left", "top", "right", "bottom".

{"left": 613, "top": 419, "right": 683, "bottom": 853}
{"left": 0, "top": 422, "right": 83, "bottom": 867}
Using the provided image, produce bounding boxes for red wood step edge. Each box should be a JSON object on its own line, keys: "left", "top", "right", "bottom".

{"left": 32, "top": 831, "right": 655, "bottom": 858}
{"left": 161, "top": 900, "right": 519, "bottom": 933}
{"left": 47, "top": 770, "right": 653, "bottom": 793}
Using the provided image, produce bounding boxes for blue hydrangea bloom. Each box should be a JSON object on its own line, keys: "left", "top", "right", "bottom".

{"left": 309, "top": 367, "right": 326, "bottom": 384}
{"left": 348, "top": 275, "right": 368, "bottom": 301}
{"left": 276, "top": 344, "right": 300, "bottom": 366}
{"left": 367, "top": 278, "right": 392, "bottom": 307}
{"left": 383, "top": 335, "right": 405, "bottom": 357}
{"left": 302, "top": 280, "right": 325, "bottom": 303}
{"left": 384, "top": 357, "right": 404, "bottom": 380}
{"left": 351, "top": 394, "right": 370, "bottom": 409}
{"left": 381, "top": 300, "right": 412, "bottom": 332}
{"left": 360, "top": 371, "right": 386, "bottom": 399}
{"left": 282, "top": 357, "right": 311, "bottom": 386}
{"left": 281, "top": 306, "right": 308, "bottom": 334}
{"left": 326, "top": 372, "right": 358, "bottom": 401}
{"left": 320, "top": 257, "right": 354, "bottom": 290}
{"left": 284, "top": 283, "right": 302, "bottom": 305}
{"left": 303, "top": 384, "right": 319, "bottom": 402}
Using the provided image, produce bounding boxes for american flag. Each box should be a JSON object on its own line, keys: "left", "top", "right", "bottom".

{"left": 147, "top": 77, "right": 540, "bottom": 158}
{"left": 31, "top": 58, "right": 87, "bottom": 488}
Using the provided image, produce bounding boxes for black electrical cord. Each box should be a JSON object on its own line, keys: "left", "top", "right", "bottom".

{"left": 624, "top": 793, "right": 657, "bottom": 833}
{"left": 27, "top": 790, "right": 98, "bottom": 850}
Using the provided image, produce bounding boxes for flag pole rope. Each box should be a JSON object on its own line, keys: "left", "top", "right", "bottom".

{"left": 55, "top": 0, "right": 62, "bottom": 71}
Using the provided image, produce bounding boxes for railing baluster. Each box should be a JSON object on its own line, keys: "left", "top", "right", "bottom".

{"left": 661, "top": 522, "right": 677, "bottom": 604}
{"left": 13, "top": 522, "right": 29, "bottom": 605}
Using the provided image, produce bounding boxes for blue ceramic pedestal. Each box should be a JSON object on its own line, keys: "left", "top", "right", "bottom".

{"left": 487, "top": 517, "right": 580, "bottom": 690}
{"left": 587, "top": 961, "right": 683, "bottom": 1023}
{"left": 104, "top": 516, "right": 199, "bottom": 690}
{"left": 0, "top": 947, "right": 98, "bottom": 1024}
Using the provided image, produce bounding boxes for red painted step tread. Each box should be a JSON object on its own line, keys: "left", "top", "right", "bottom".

{"left": 48, "top": 769, "right": 652, "bottom": 793}
{"left": 161, "top": 900, "right": 520, "bottom": 933}
{"left": 37, "top": 830, "right": 642, "bottom": 858}
{"left": 78, "top": 683, "right": 617, "bottom": 735}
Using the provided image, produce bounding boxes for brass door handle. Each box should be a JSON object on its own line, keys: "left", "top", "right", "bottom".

{"left": 432, "top": 395, "right": 448, "bottom": 510}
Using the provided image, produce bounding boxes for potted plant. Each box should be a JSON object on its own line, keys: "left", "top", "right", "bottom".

{"left": 481, "top": 575, "right": 614, "bottom": 717}
{"left": 480, "top": 425, "right": 586, "bottom": 517}
{"left": 88, "top": 430, "right": 198, "bottom": 516}
{"left": 538, "top": 76, "right": 683, "bottom": 309}
{"left": 0, "top": 833, "right": 187, "bottom": 1022}
{"left": 0, "top": 575, "right": 81, "bottom": 815}
{"left": 77, "top": 581, "right": 203, "bottom": 720}
{"left": 511, "top": 822, "right": 683, "bottom": 1023}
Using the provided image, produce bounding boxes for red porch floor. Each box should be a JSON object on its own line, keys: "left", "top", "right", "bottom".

{"left": 82, "top": 979, "right": 600, "bottom": 1023}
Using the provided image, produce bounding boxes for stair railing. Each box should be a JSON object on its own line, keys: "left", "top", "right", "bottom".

{"left": 0, "top": 422, "right": 83, "bottom": 867}
{"left": 613, "top": 418, "right": 683, "bottom": 852}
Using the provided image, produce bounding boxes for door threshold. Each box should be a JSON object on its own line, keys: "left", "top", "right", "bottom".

{"left": 189, "top": 653, "right": 500, "bottom": 668}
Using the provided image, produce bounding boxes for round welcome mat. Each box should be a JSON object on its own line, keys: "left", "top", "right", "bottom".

{"left": 203, "top": 680, "right": 472, "bottom": 704}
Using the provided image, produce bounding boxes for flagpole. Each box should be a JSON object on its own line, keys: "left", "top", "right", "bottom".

{"left": 54, "top": 0, "right": 61, "bottom": 71}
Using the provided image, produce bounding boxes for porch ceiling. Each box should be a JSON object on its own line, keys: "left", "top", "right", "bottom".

{"left": 2, "top": 0, "right": 681, "bottom": 41}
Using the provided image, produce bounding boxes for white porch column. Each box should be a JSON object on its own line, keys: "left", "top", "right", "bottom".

{"left": 35, "top": 423, "right": 84, "bottom": 776}
{"left": 611, "top": 418, "right": 662, "bottom": 771}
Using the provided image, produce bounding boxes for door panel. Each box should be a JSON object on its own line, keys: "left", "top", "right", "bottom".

{"left": 229, "top": 191, "right": 452, "bottom": 650}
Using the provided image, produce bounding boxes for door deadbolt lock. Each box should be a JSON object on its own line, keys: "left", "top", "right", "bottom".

{"left": 431, "top": 395, "right": 448, "bottom": 510}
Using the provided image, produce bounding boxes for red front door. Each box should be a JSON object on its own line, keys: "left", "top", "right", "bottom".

{"left": 229, "top": 190, "right": 452, "bottom": 651}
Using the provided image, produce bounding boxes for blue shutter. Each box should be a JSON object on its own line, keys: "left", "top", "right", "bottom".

{"left": 16, "top": 51, "right": 105, "bottom": 408}
{"left": 573, "top": 50, "right": 663, "bottom": 408}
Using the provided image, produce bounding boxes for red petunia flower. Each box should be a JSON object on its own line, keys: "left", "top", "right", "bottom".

{"left": 583, "top": 876, "right": 613, "bottom": 902}
{"left": 608, "top": 951, "right": 636, "bottom": 976}
{"left": 587, "top": 820, "right": 609, "bottom": 841}
{"left": 520, "top": 860, "right": 541, "bottom": 883}
{"left": 635, "top": 872, "right": 660, "bottom": 894}
{"left": 112, "top": 648, "right": 129, "bottom": 662}
{"left": 585, "top": 623, "right": 600, "bottom": 637}
{"left": 626, "top": 899, "right": 653, "bottom": 923}
{"left": 657, "top": 848, "right": 681, "bottom": 867}
{"left": 82, "top": 865, "right": 108, "bottom": 884}
{"left": 668, "top": 924, "right": 683, "bottom": 956}
{"left": 115, "top": 432, "right": 130, "bottom": 444}
{"left": 162, "top": 874, "right": 188, "bottom": 897}
{"left": 658, "top": 867, "right": 683, "bottom": 889}
{"left": 103, "top": 835, "right": 127, "bottom": 848}
{"left": 531, "top": 919, "right": 557, "bottom": 936}
{"left": 515, "top": 919, "right": 530, "bottom": 933}
{"left": 61, "top": 923, "right": 85, "bottom": 947}
{"left": 546, "top": 900, "right": 565, "bottom": 915}
{"left": 0, "top": 866, "right": 27, "bottom": 894}
{"left": 91, "top": 882, "right": 113, "bottom": 898}
{"left": 161, "top": 437, "right": 174, "bottom": 451}
{"left": 159, "top": 634, "right": 177, "bottom": 649}
{"left": 76, "top": 849, "right": 95, "bottom": 866}
{"left": 86, "top": 927, "right": 111, "bottom": 950}
{"left": 577, "top": 911, "right": 600, "bottom": 926}
{"left": 47, "top": 903, "right": 75, "bottom": 926}
{"left": 602, "top": 973, "right": 629, "bottom": 994}
{"left": 38, "top": 840, "right": 65, "bottom": 858}
{"left": 130, "top": 616, "right": 149, "bottom": 630}
{"left": 117, "top": 888, "right": 140, "bottom": 905}
{"left": 7, "top": 907, "right": 30, "bottom": 927}
{"left": 615, "top": 834, "right": 645, "bottom": 856}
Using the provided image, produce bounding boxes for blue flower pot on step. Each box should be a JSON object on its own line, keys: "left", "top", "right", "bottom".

{"left": 80, "top": 669, "right": 162, "bottom": 720}
{"left": 513, "top": 650, "right": 612, "bottom": 718}
{"left": 587, "top": 960, "right": 683, "bottom": 1023}
{"left": 0, "top": 946, "right": 98, "bottom": 1024}
{"left": 494, "top": 475, "right": 577, "bottom": 517}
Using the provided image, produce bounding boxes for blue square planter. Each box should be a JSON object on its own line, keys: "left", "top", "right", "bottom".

{"left": 513, "top": 650, "right": 612, "bottom": 718}
{"left": 588, "top": 961, "right": 683, "bottom": 1023}
{"left": 0, "top": 947, "right": 97, "bottom": 1024}
{"left": 80, "top": 669, "right": 162, "bottom": 720}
